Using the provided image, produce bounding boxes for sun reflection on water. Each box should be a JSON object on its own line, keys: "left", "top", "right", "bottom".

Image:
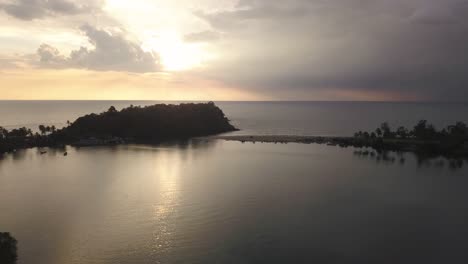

{"left": 150, "top": 147, "right": 185, "bottom": 255}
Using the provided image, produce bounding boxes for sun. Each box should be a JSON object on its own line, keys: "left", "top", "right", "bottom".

{"left": 160, "top": 42, "right": 204, "bottom": 71}
{"left": 142, "top": 31, "right": 208, "bottom": 71}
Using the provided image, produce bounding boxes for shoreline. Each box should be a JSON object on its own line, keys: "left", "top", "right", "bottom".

{"left": 2, "top": 134, "right": 468, "bottom": 159}
{"left": 211, "top": 135, "right": 346, "bottom": 144}
{"left": 211, "top": 135, "right": 468, "bottom": 157}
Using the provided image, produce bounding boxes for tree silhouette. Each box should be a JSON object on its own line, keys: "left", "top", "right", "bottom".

{"left": 396, "top": 126, "right": 408, "bottom": 139}
{"left": 0, "top": 232, "right": 17, "bottom": 264}
{"left": 375, "top": 128, "right": 382, "bottom": 138}
{"left": 7, "top": 127, "right": 32, "bottom": 138}
{"left": 413, "top": 120, "right": 437, "bottom": 140}
{"left": 39, "top": 125, "right": 46, "bottom": 135}
{"left": 108, "top": 106, "right": 117, "bottom": 113}
{"left": 448, "top": 122, "right": 468, "bottom": 138}
{"left": 0, "top": 127, "right": 8, "bottom": 139}
{"left": 354, "top": 120, "right": 468, "bottom": 156}
{"left": 380, "top": 122, "right": 392, "bottom": 138}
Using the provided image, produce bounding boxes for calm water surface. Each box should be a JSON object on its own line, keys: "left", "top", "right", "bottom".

{"left": 1, "top": 140, "right": 468, "bottom": 263}
{"left": 2, "top": 101, "right": 468, "bottom": 263}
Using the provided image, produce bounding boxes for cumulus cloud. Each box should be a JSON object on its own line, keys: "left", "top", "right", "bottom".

{"left": 37, "top": 43, "right": 65, "bottom": 64}
{"left": 37, "top": 24, "right": 160, "bottom": 73}
{"left": 193, "top": 0, "right": 468, "bottom": 100}
{"left": 0, "top": 0, "right": 101, "bottom": 20}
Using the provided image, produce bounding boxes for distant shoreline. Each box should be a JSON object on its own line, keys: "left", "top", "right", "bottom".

{"left": 212, "top": 135, "right": 344, "bottom": 144}
{"left": 211, "top": 135, "right": 468, "bottom": 158}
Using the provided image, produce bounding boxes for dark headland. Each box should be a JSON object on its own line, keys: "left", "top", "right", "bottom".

{"left": 0, "top": 102, "right": 237, "bottom": 154}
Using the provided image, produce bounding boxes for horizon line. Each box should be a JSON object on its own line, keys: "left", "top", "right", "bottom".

{"left": 0, "top": 99, "right": 467, "bottom": 104}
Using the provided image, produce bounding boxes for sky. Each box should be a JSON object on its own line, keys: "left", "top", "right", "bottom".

{"left": 0, "top": 0, "right": 467, "bottom": 101}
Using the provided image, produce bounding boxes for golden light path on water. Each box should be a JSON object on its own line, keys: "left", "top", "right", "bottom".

{"left": 151, "top": 147, "right": 182, "bottom": 255}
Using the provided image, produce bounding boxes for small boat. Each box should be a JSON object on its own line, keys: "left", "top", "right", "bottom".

{"left": 40, "top": 151, "right": 47, "bottom": 155}
{"left": 63, "top": 152, "right": 68, "bottom": 156}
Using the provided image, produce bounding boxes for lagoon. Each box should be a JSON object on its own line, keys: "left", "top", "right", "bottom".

{"left": 1, "top": 140, "right": 468, "bottom": 263}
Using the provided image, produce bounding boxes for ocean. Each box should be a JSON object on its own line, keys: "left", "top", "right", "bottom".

{"left": 1, "top": 101, "right": 468, "bottom": 264}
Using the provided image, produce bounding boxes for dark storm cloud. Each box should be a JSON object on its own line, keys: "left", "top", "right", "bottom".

{"left": 196, "top": 0, "right": 468, "bottom": 100}
{"left": 37, "top": 25, "right": 160, "bottom": 73}
{"left": 0, "top": 0, "right": 101, "bottom": 20}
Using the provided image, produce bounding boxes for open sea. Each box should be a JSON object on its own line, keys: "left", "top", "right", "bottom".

{"left": 1, "top": 101, "right": 468, "bottom": 264}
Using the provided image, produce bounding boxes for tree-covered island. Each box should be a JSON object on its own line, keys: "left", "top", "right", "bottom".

{"left": 0, "top": 102, "right": 237, "bottom": 154}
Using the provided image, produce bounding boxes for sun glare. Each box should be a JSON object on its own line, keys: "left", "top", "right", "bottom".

{"left": 143, "top": 31, "right": 208, "bottom": 71}
{"left": 160, "top": 43, "right": 203, "bottom": 71}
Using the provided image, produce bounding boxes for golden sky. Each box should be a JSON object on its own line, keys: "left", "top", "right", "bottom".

{"left": 0, "top": 69, "right": 261, "bottom": 100}
{"left": 0, "top": 0, "right": 466, "bottom": 101}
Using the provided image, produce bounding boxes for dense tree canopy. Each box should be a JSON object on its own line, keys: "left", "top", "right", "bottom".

{"left": 58, "top": 102, "right": 237, "bottom": 140}
{"left": 355, "top": 120, "right": 468, "bottom": 143}
{"left": 0, "top": 102, "right": 237, "bottom": 154}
